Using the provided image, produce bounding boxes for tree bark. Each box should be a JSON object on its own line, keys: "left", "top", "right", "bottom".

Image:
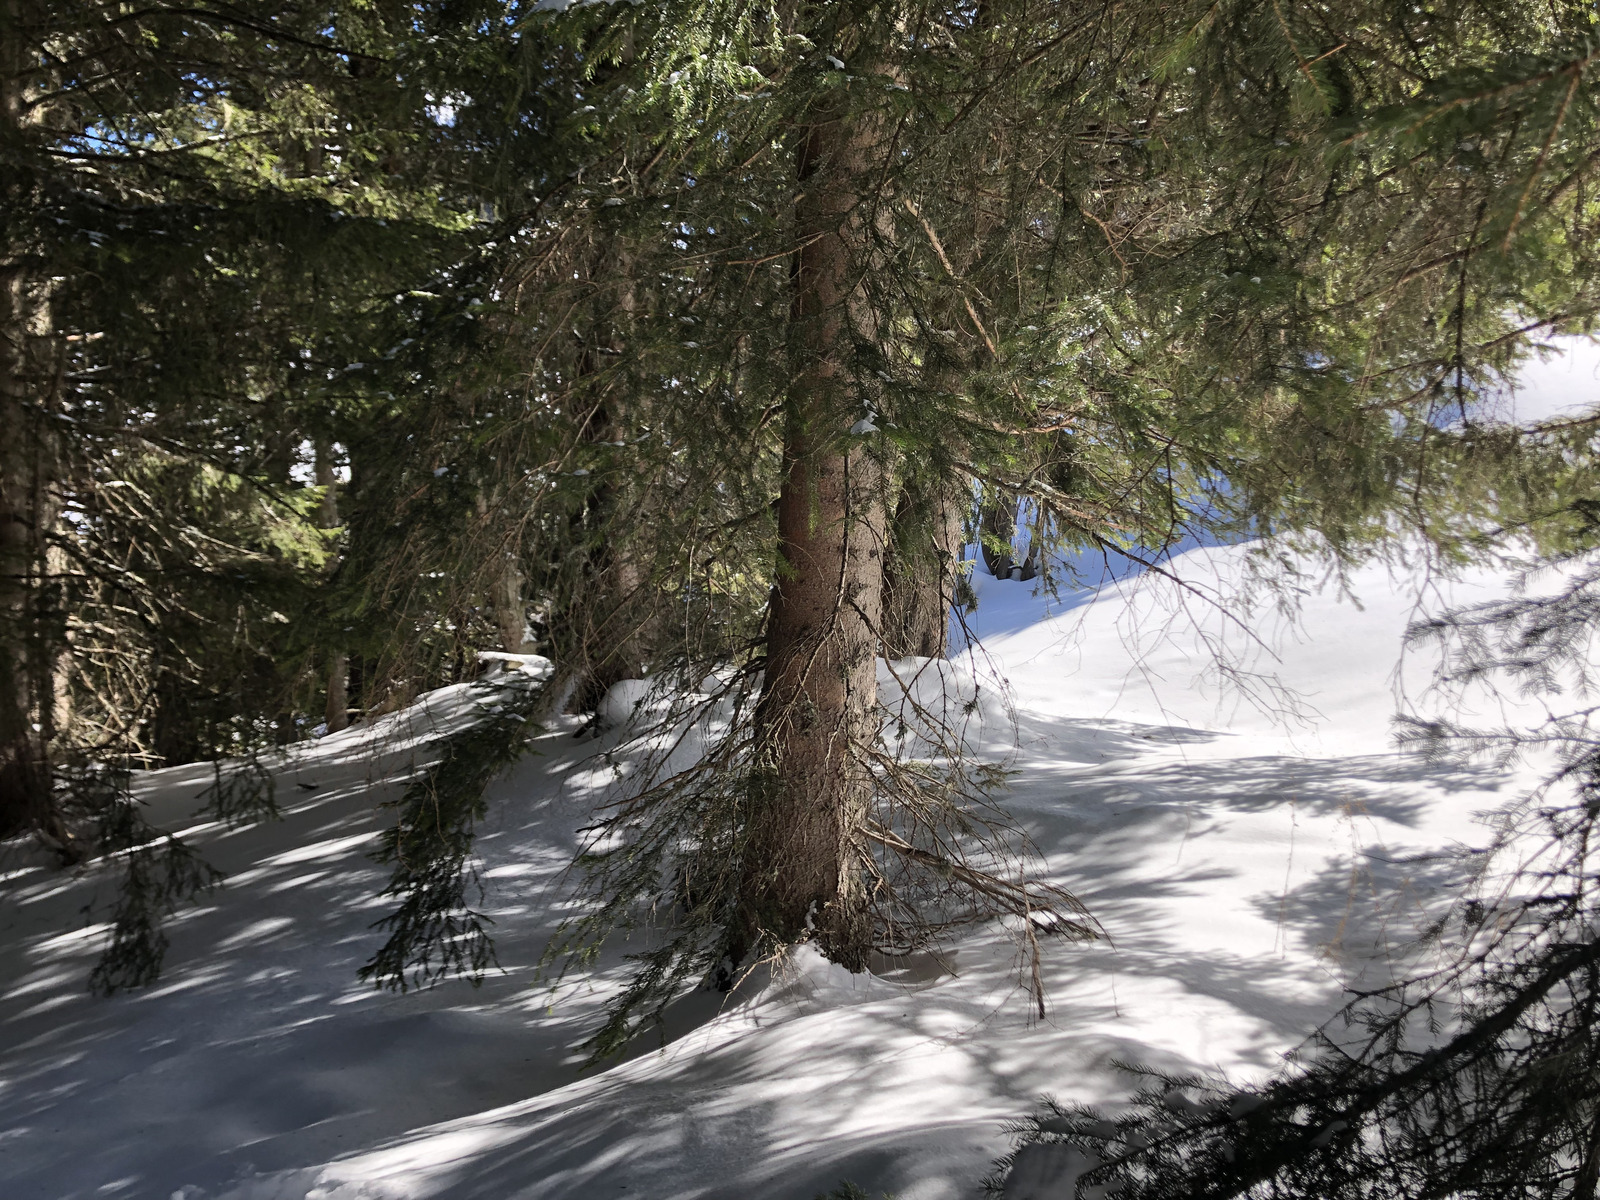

{"left": 563, "top": 469, "right": 655, "bottom": 714}
{"left": 980, "top": 491, "right": 1035, "bottom": 580}
{"left": 491, "top": 552, "right": 528, "bottom": 655}
{"left": 882, "top": 476, "right": 963, "bottom": 658}
{"left": 979, "top": 491, "right": 1014, "bottom": 577}
{"left": 0, "top": 266, "right": 57, "bottom": 835}
{"left": 150, "top": 673, "right": 200, "bottom": 766}
{"left": 0, "top": 2, "right": 62, "bottom": 836}
{"left": 471, "top": 485, "right": 532, "bottom": 658}
{"left": 315, "top": 441, "right": 349, "bottom": 732}
{"left": 558, "top": 240, "right": 657, "bottom": 714}
{"left": 743, "top": 84, "right": 888, "bottom": 969}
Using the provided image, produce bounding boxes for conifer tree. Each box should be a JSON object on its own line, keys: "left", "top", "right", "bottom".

{"left": 9, "top": 0, "right": 1594, "bottom": 1048}
{"left": 0, "top": 0, "right": 62, "bottom": 837}
{"left": 980, "top": 0, "right": 1600, "bottom": 1192}
{"left": 0, "top": 2, "right": 549, "bottom": 991}
{"left": 0, "top": 2, "right": 501, "bottom": 816}
{"left": 882, "top": 469, "right": 966, "bottom": 658}
{"left": 741, "top": 18, "right": 898, "bottom": 964}
{"left": 502, "top": 0, "right": 1600, "bottom": 1048}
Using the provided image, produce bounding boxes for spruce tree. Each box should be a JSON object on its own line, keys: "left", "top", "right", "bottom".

{"left": 979, "top": 0, "right": 1600, "bottom": 1193}
{"left": 0, "top": 1, "right": 548, "bottom": 985}
{"left": 0, "top": 1, "right": 498, "bottom": 810}
{"left": 499, "top": 0, "right": 1600, "bottom": 1048}
{"left": 10, "top": 0, "right": 1594, "bottom": 1050}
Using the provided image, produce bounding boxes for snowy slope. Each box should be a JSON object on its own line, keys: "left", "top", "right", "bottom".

{"left": 0, "top": 543, "right": 1552, "bottom": 1200}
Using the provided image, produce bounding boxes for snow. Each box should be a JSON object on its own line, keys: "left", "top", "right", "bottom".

{"left": 0, "top": 543, "right": 1555, "bottom": 1200}
{"left": 474, "top": 653, "right": 555, "bottom": 680}
{"left": 1003, "top": 1144, "right": 1102, "bottom": 1200}
{"left": 594, "top": 677, "right": 656, "bottom": 731}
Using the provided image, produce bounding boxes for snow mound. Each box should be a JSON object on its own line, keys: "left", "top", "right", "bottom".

{"left": 1003, "top": 1144, "right": 1103, "bottom": 1200}
{"left": 595, "top": 677, "right": 653, "bottom": 729}
{"left": 474, "top": 651, "right": 554, "bottom": 680}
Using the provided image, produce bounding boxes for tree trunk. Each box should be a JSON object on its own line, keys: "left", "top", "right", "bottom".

{"left": 0, "top": 265, "right": 56, "bottom": 835}
{"left": 0, "top": 4, "right": 62, "bottom": 837}
{"left": 743, "top": 86, "right": 888, "bottom": 969}
{"left": 470, "top": 487, "right": 531, "bottom": 658}
{"left": 980, "top": 491, "right": 1035, "bottom": 580}
{"left": 324, "top": 654, "right": 350, "bottom": 735}
{"left": 315, "top": 441, "right": 349, "bottom": 732}
{"left": 550, "top": 236, "right": 663, "bottom": 714}
{"left": 562, "top": 462, "right": 655, "bottom": 714}
{"left": 150, "top": 673, "right": 201, "bottom": 766}
{"left": 882, "top": 476, "right": 963, "bottom": 658}
{"left": 531, "top": 43, "right": 656, "bottom": 713}
{"left": 979, "top": 491, "right": 1015, "bottom": 577}
{"left": 491, "top": 550, "right": 528, "bottom": 654}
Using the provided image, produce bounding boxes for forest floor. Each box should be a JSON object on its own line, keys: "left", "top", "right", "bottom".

{"left": 0, "top": 541, "right": 1554, "bottom": 1200}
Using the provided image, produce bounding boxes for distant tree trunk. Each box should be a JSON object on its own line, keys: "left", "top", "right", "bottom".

{"left": 472, "top": 472, "right": 529, "bottom": 657}
{"left": 527, "top": 42, "right": 656, "bottom": 712}
{"left": 557, "top": 498, "right": 651, "bottom": 712}
{"left": 560, "top": 245, "right": 656, "bottom": 714}
{"left": 324, "top": 654, "right": 349, "bottom": 734}
{"left": 492, "top": 555, "right": 531, "bottom": 665}
{"left": 585, "top": 537, "right": 651, "bottom": 693}
{"left": 315, "top": 441, "right": 349, "bottom": 732}
{"left": 980, "top": 491, "right": 1035, "bottom": 580}
{"left": 0, "top": 5, "right": 63, "bottom": 839}
{"left": 743, "top": 84, "right": 888, "bottom": 969}
{"left": 347, "top": 653, "right": 367, "bottom": 716}
{"left": 979, "top": 491, "right": 1015, "bottom": 577}
{"left": 265, "top": 428, "right": 297, "bottom": 746}
{"left": 882, "top": 475, "right": 963, "bottom": 658}
{"left": 150, "top": 673, "right": 201, "bottom": 766}
{"left": 471, "top": 484, "right": 530, "bottom": 658}
{"left": 490, "top": 551, "right": 527, "bottom": 655}
{"left": 563, "top": 461, "right": 655, "bottom": 713}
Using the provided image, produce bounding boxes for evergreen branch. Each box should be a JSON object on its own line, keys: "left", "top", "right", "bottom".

{"left": 359, "top": 673, "right": 549, "bottom": 992}
{"left": 1501, "top": 67, "right": 1583, "bottom": 250}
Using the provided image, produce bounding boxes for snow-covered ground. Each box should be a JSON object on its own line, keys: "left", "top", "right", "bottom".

{"left": 0, "top": 542, "right": 1559, "bottom": 1200}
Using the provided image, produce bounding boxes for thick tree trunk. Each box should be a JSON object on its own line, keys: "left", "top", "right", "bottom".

{"left": 0, "top": 6, "right": 62, "bottom": 837}
{"left": 743, "top": 90, "right": 888, "bottom": 968}
{"left": 882, "top": 477, "right": 963, "bottom": 658}
{"left": 0, "top": 265, "right": 56, "bottom": 835}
